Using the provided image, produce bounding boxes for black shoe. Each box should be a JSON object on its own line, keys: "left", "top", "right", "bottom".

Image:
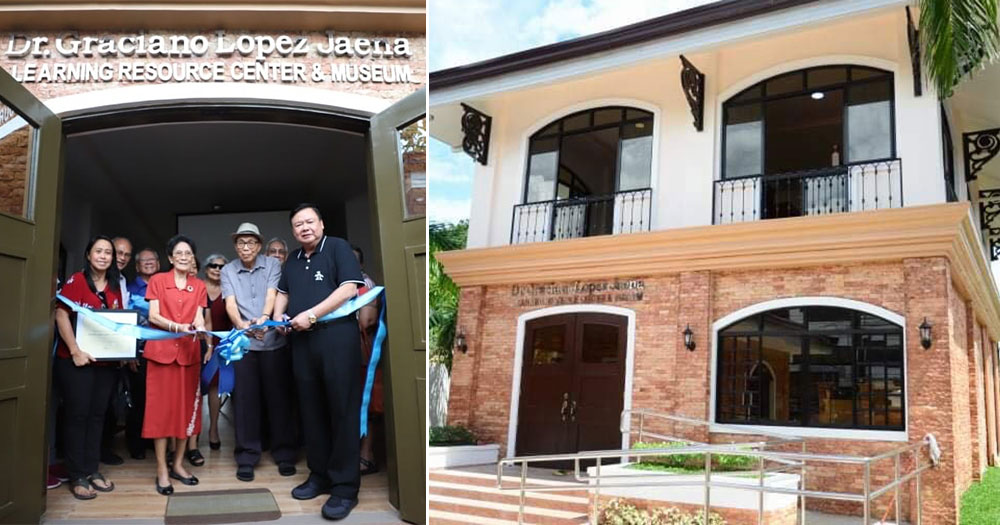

{"left": 321, "top": 496, "right": 358, "bottom": 520}
{"left": 209, "top": 441, "right": 221, "bottom": 450}
{"left": 129, "top": 450, "right": 146, "bottom": 460}
{"left": 100, "top": 451, "right": 124, "bottom": 466}
{"left": 155, "top": 479, "right": 174, "bottom": 496}
{"left": 278, "top": 462, "right": 296, "bottom": 477}
{"left": 292, "top": 477, "right": 330, "bottom": 500}
{"left": 236, "top": 465, "right": 254, "bottom": 482}
{"left": 169, "top": 470, "right": 199, "bottom": 486}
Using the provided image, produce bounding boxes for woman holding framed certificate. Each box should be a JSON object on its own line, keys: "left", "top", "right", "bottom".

{"left": 53, "top": 235, "right": 124, "bottom": 500}
{"left": 143, "top": 234, "right": 213, "bottom": 495}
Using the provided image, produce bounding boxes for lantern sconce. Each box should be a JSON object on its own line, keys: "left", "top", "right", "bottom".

{"left": 683, "top": 324, "right": 696, "bottom": 351}
{"left": 455, "top": 328, "right": 468, "bottom": 354}
{"left": 919, "top": 318, "right": 933, "bottom": 349}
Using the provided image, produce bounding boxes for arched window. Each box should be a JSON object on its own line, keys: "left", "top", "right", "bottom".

{"left": 716, "top": 305, "right": 904, "bottom": 431}
{"left": 514, "top": 107, "right": 654, "bottom": 243}
{"left": 717, "top": 66, "right": 899, "bottom": 222}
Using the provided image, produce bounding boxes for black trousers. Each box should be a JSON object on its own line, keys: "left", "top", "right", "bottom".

{"left": 233, "top": 346, "right": 297, "bottom": 467}
{"left": 292, "top": 325, "right": 361, "bottom": 500}
{"left": 125, "top": 358, "right": 150, "bottom": 455}
{"left": 53, "top": 358, "right": 116, "bottom": 481}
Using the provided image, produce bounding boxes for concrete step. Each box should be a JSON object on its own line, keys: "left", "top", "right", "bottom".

{"left": 428, "top": 468, "right": 591, "bottom": 498}
{"left": 428, "top": 509, "right": 525, "bottom": 524}
{"left": 429, "top": 479, "right": 590, "bottom": 513}
{"left": 428, "top": 494, "right": 590, "bottom": 525}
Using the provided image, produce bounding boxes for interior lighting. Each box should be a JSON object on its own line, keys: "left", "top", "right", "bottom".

{"left": 811, "top": 91, "right": 825, "bottom": 100}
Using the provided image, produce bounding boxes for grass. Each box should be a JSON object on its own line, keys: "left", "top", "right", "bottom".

{"left": 960, "top": 467, "right": 1000, "bottom": 524}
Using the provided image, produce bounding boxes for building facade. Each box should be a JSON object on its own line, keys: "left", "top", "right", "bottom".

{"left": 0, "top": 2, "right": 427, "bottom": 523}
{"left": 431, "top": 1, "right": 1000, "bottom": 523}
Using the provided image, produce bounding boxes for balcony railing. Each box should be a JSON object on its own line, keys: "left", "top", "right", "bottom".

{"left": 713, "top": 158, "right": 903, "bottom": 224}
{"left": 510, "top": 188, "right": 652, "bottom": 244}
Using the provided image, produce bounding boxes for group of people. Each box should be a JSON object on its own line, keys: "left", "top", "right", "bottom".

{"left": 50, "top": 204, "right": 382, "bottom": 521}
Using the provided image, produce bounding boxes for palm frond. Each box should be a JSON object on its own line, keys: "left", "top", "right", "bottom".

{"left": 920, "top": 0, "right": 1000, "bottom": 98}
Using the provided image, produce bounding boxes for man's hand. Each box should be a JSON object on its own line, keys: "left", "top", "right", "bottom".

{"left": 290, "top": 311, "right": 312, "bottom": 331}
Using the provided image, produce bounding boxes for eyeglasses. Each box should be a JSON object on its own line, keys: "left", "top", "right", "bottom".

{"left": 206, "top": 263, "right": 224, "bottom": 270}
{"left": 236, "top": 240, "right": 259, "bottom": 248}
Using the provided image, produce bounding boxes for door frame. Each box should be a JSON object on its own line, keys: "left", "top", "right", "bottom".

{"left": 507, "top": 304, "right": 635, "bottom": 458}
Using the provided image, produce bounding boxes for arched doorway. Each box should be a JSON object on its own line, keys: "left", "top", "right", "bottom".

{"left": 514, "top": 312, "right": 628, "bottom": 461}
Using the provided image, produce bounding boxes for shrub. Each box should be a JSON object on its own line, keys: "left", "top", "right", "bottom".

{"left": 429, "top": 425, "right": 477, "bottom": 446}
{"left": 631, "top": 441, "right": 755, "bottom": 472}
{"left": 598, "top": 498, "right": 726, "bottom": 525}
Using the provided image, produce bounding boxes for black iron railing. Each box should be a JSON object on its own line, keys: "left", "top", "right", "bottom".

{"left": 510, "top": 188, "right": 652, "bottom": 244}
{"left": 713, "top": 158, "right": 903, "bottom": 224}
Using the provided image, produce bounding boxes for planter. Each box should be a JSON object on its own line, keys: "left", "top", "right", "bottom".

{"left": 428, "top": 443, "right": 500, "bottom": 469}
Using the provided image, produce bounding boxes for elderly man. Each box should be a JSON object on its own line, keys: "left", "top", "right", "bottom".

{"left": 123, "top": 248, "right": 159, "bottom": 460}
{"left": 274, "top": 204, "right": 365, "bottom": 521}
{"left": 266, "top": 237, "right": 289, "bottom": 264}
{"left": 221, "top": 222, "right": 297, "bottom": 482}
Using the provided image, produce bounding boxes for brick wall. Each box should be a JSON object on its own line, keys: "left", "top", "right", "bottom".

{"left": 449, "top": 256, "right": 994, "bottom": 523}
{"left": 0, "top": 126, "right": 30, "bottom": 217}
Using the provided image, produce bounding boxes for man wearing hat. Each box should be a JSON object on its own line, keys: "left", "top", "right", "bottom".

{"left": 220, "top": 222, "right": 297, "bottom": 482}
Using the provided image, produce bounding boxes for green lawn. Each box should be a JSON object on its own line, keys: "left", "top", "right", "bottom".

{"left": 961, "top": 467, "right": 1000, "bottom": 524}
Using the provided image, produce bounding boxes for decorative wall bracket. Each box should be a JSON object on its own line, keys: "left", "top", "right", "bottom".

{"left": 906, "top": 7, "right": 922, "bottom": 97}
{"left": 979, "top": 189, "right": 1000, "bottom": 261}
{"left": 964, "top": 128, "right": 1000, "bottom": 181}
{"left": 460, "top": 103, "right": 492, "bottom": 166}
{"left": 679, "top": 55, "right": 705, "bottom": 132}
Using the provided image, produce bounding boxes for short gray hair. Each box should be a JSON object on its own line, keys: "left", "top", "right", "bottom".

{"left": 203, "top": 253, "right": 227, "bottom": 267}
{"left": 266, "top": 238, "right": 288, "bottom": 251}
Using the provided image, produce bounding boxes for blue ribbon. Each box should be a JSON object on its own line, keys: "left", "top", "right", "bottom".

{"left": 59, "top": 286, "right": 387, "bottom": 436}
{"left": 129, "top": 295, "right": 150, "bottom": 317}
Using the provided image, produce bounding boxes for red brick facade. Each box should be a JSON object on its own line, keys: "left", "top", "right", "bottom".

{"left": 0, "top": 126, "right": 30, "bottom": 217}
{"left": 448, "top": 257, "right": 1000, "bottom": 523}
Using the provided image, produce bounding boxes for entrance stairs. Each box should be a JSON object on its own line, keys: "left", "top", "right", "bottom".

{"left": 428, "top": 464, "right": 590, "bottom": 524}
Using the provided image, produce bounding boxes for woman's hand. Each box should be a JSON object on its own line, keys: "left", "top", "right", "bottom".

{"left": 203, "top": 347, "right": 213, "bottom": 364}
{"left": 71, "top": 350, "right": 95, "bottom": 367}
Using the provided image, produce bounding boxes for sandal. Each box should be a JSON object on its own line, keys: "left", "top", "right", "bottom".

{"left": 360, "top": 457, "right": 378, "bottom": 476}
{"left": 69, "top": 478, "right": 96, "bottom": 500}
{"left": 185, "top": 449, "right": 205, "bottom": 467}
{"left": 88, "top": 472, "right": 114, "bottom": 493}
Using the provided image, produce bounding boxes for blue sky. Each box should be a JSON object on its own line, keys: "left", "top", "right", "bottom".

{"left": 427, "top": 0, "right": 717, "bottom": 225}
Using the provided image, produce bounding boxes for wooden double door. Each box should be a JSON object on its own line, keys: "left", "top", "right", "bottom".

{"left": 515, "top": 313, "right": 627, "bottom": 460}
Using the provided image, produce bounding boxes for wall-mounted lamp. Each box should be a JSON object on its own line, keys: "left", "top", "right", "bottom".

{"left": 455, "top": 328, "right": 468, "bottom": 354}
{"left": 919, "top": 318, "right": 933, "bottom": 349}
{"left": 683, "top": 324, "right": 696, "bottom": 351}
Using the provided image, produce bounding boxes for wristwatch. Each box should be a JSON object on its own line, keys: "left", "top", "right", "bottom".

{"left": 307, "top": 309, "right": 317, "bottom": 325}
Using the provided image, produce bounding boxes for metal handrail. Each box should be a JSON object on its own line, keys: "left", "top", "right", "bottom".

{"left": 497, "top": 409, "right": 939, "bottom": 525}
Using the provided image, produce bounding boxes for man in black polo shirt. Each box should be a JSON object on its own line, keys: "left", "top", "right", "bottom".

{"left": 274, "top": 203, "right": 365, "bottom": 521}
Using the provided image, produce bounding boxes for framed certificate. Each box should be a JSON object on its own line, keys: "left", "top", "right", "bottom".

{"left": 74, "top": 309, "right": 140, "bottom": 361}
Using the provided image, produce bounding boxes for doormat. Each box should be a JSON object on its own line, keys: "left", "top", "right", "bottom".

{"left": 164, "top": 488, "right": 281, "bottom": 525}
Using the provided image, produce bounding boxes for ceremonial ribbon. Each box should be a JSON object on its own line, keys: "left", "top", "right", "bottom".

{"left": 59, "top": 286, "right": 386, "bottom": 435}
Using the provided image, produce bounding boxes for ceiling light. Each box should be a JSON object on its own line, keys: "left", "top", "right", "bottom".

{"left": 635, "top": 122, "right": 646, "bottom": 129}
{"left": 811, "top": 92, "right": 825, "bottom": 100}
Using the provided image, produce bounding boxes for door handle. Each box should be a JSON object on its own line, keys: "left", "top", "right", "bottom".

{"left": 560, "top": 392, "right": 569, "bottom": 422}
{"left": 569, "top": 400, "right": 578, "bottom": 422}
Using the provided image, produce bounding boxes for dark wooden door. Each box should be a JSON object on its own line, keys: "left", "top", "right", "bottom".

{"left": 516, "top": 313, "right": 626, "bottom": 460}
{"left": 0, "top": 66, "right": 63, "bottom": 523}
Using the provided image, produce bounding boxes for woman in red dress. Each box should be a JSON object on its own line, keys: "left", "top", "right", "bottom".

{"left": 53, "top": 235, "right": 124, "bottom": 500}
{"left": 143, "top": 235, "right": 212, "bottom": 495}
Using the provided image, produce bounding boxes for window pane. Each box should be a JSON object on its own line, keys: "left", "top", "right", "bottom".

{"left": 730, "top": 85, "right": 763, "bottom": 104}
{"left": 594, "top": 108, "right": 623, "bottom": 127}
{"left": 532, "top": 325, "right": 567, "bottom": 365}
{"left": 563, "top": 112, "right": 591, "bottom": 132}
{"left": 724, "top": 105, "right": 762, "bottom": 178}
{"left": 0, "top": 100, "right": 36, "bottom": 219}
{"left": 848, "top": 80, "right": 891, "bottom": 105}
{"left": 526, "top": 137, "right": 558, "bottom": 202}
{"left": 807, "top": 67, "right": 848, "bottom": 89}
{"left": 619, "top": 119, "right": 652, "bottom": 191}
{"left": 718, "top": 336, "right": 760, "bottom": 422}
{"left": 721, "top": 314, "right": 760, "bottom": 334}
{"left": 851, "top": 67, "right": 889, "bottom": 81}
{"left": 760, "top": 335, "right": 803, "bottom": 425}
{"left": 398, "top": 116, "right": 426, "bottom": 219}
{"left": 536, "top": 121, "right": 560, "bottom": 137}
{"left": 762, "top": 307, "right": 806, "bottom": 331}
{"left": 581, "top": 323, "right": 619, "bottom": 363}
{"left": 807, "top": 307, "right": 853, "bottom": 332}
{"left": 847, "top": 100, "right": 892, "bottom": 162}
{"left": 765, "top": 72, "right": 803, "bottom": 96}
{"left": 807, "top": 335, "right": 855, "bottom": 427}
{"left": 626, "top": 109, "right": 652, "bottom": 121}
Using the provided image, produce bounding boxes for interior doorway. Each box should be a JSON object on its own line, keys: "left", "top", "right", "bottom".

{"left": 48, "top": 106, "right": 398, "bottom": 521}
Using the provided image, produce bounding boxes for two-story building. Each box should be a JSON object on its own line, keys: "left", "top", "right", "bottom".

{"left": 431, "top": 1, "right": 1000, "bottom": 523}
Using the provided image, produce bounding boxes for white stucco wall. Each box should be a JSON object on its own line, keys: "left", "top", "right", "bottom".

{"left": 456, "top": 9, "right": 953, "bottom": 248}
